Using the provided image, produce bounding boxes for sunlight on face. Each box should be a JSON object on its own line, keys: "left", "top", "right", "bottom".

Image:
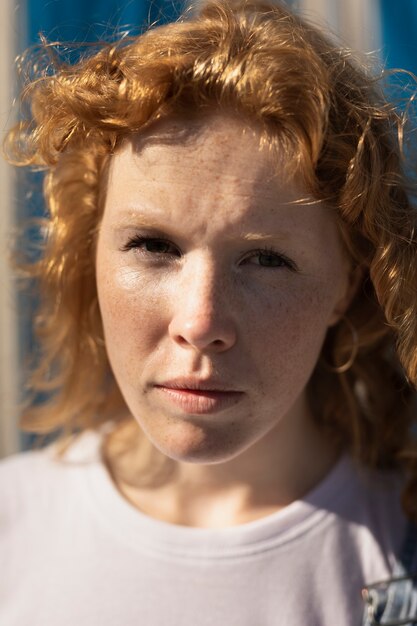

{"left": 96, "top": 114, "right": 351, "bottom": 465}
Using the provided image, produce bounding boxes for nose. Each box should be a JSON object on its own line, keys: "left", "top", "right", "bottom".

{"left": 168, "top": 259, "right": 237, "bottom": 353}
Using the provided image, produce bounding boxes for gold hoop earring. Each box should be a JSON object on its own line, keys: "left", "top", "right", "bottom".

{"left": 322, "top": 315, "right": 359, "bottom": 374}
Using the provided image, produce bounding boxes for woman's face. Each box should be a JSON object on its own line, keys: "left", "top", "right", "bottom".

{"left": 96, "top": 115, "right": 351, "bottom": 464}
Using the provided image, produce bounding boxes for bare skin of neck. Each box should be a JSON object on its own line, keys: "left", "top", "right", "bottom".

{"left": 105, "top": 395, "right": 339, "bottom": 529}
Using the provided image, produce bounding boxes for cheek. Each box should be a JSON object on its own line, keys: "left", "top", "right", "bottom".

{"left": 96, "top": 260, "right": 170, "bottom": 379}
{"left": 243, "top": 282, "right": 336, "bottom": 392}
{"left": 248, "top": 278, "right": 334, "bottom": 343}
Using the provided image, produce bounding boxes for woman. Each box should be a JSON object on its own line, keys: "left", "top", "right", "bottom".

{"left": 1, "top": 0, "right": 417, "bottom": 624}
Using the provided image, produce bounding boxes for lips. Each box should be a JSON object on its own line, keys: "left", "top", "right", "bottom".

{"left": 153, "top": 378, "right": 244, "bottom": 414}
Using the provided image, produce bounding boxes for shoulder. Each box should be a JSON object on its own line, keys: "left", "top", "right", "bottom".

{"left": 0, "top": 429, "right": 104, "bottom": 525}
{"left": 0, "top": 445, "right": 51, "bottom": 477}
{"left": 0, "top": 427, "right": 103, "bottom": 477}
{"left": 342, "top": 458, "right": 408, "bottom": 566}
{"left": 0, "top": 448, "right": 47, "bottom": 510}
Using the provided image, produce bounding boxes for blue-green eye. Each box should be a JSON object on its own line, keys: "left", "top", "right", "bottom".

{"left": 244, "top": 248, "right": 295, "bottom": 270}
{"left": 257, "top": 252, "right": 287, "bottom": 267}
{"left": 141, "top": 239, "right": 173, "bottom": 254}
{"left": 122, "top": 236, "right": 179, "bottom": 256}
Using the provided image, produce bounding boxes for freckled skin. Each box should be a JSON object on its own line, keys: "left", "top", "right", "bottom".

{"left": 96, "top": 114, "right": 352, "bottom": 470}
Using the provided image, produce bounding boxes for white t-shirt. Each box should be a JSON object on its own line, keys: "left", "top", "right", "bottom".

{"left": 0, "top": 429, "right": 407, "bottom": 626}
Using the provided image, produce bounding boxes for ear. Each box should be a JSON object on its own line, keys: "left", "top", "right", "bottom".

{"left": 327, "top": 265, "right": 363, "bottom": 327}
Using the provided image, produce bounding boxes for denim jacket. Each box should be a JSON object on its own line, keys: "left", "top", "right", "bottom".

{"left": 362, "top": 522, "right": 417, "bottom": 625}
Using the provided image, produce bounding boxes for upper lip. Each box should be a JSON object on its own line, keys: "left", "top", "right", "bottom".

{"left": 155, "top": 377, "right": 242, "bottom": 393}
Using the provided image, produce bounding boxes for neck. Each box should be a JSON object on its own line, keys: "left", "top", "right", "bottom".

{"left": 105, "top": 396, "right": 339, "bottom": 528}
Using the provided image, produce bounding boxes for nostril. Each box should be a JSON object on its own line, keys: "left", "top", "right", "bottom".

{"left": 169, "top": 314, "right": 237, "bottom": 352}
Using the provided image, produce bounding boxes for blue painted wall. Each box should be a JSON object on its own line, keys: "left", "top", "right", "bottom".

{"left": 380, "top": 0, "right": 417, "bottom": 74}
{"left": 25, "top": 0, "right": 185, "bottom": 43}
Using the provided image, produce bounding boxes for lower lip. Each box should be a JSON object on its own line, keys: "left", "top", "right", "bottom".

{"left": 154, "top": 386, "right": 244, "bottom": 415}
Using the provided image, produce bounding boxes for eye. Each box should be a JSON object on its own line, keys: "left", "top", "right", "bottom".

{"left": 121, "top": 235, "right": 180, "bottom": 257}
{"left": 243, "top": 248, "right": 296, "bottom": 270}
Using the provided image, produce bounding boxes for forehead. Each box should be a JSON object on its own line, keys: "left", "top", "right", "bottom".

{"left": 106, "top": 115, "right": 306, "bottom": 211}
{"left": 112, "top": 115, "right": 278, "bottom": 185}
{"left": 104, "top": 115, "right": 342, "bottom": 254}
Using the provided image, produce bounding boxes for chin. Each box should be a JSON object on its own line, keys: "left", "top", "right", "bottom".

{"left": 143, "top": 420, "right": 250, "bottom": 465}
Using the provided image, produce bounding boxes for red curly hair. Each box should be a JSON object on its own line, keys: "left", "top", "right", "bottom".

{"left": 5, "top": 0, "right": 417, "bottom": 517}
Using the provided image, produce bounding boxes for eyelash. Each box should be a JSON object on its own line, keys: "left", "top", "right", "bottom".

{"left": 244, "top": 246, "right": 296, "bottom": 269}
{"left": 121, "top": 235, "right": 297, "bottom": 270}
{"left": 122, "top": 235, "right": 179, "bottom": 256}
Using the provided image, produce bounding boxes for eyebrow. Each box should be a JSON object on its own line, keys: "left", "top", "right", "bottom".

{"left": 110, "top": 210, "right": 162, "bottom": 227}
{"left": 109, "top": 211, "right": 291, "bottom": 242}
{"left": 239, "top": 232, "right": 288, "bottom": 241}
